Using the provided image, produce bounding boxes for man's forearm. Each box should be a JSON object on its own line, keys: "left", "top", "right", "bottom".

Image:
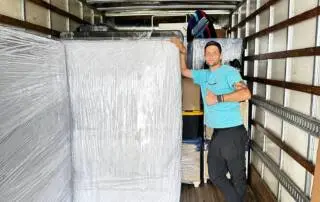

{"left": 180, "top": 53, "right": 187, "bottom": 69}
{"left": 180, "top": 53, "right": 192, "bottom": 78}
{"left": 222, "top": 88, "right": 251, "bottom": 102}
{"left": 170, "top": 37, "right": 192, "bottom": 78}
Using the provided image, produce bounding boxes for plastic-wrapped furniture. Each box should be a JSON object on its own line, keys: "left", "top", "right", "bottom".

{"left": 0, "top": 26, "right": 182, "bottom": 202}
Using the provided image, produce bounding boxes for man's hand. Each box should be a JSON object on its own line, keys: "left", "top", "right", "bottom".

{"left": 169, "top": 37, "right": 191, "bottom": 78}
{"left": 170, "top": 37, "right": 186, "bottom": 54}
{"left": 233, "top": 81, "right": 248, "bottom": 90}
{"left": 206, "top": 89, "right": 218, "bottom": 105}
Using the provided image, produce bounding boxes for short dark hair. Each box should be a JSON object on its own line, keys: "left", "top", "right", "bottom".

{"left": 204, "top": 41, "right": 222, "bottom": 53}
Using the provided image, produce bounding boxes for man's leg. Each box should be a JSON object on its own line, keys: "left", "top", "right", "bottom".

{"left": 222, "top": 127, "right": 248, "bottom": 201}
{"left": 208, "top": 134, "right": 241, "bottom": 202}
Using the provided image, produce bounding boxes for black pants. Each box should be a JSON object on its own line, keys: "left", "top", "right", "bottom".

{"left": 207, "top": 125, "right": 248, "bottom": 202}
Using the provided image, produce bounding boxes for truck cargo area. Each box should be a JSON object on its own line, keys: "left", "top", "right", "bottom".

{"left": 1, "top": 0, "right": 320, "bottom": 202}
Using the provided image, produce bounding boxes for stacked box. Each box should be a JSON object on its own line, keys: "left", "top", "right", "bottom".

{"left": 181, "top": 138, "right": 202, "bottom": 187}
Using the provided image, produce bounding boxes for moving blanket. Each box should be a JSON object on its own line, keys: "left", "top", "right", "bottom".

{"left": 63, "top": 40, "right": 182, "bottom": 202}
{"left": 0, "top": 27, "right": 72, "bottom": 201}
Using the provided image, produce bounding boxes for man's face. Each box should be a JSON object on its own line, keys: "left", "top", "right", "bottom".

{"left": 204, "top": 45, "right": 222, "bottom": 67}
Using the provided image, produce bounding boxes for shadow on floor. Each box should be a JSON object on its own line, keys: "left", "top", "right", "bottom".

{"left": 180, "top": 181, "right": 258, "bottom": 202}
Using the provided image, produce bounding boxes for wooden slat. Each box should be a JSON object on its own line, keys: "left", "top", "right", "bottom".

{"left": 252, "top": 120, "right": 315, "bottom": 174}
{"left": 244, "top": 47, "right": 320, "bottom": 60}
{"left": 229, "top": 0, "right": 279, "bottom": 32}
{"left": 245, "top": 6, "right": 320, "bottom": 42}
{"left": 311, "top": 143, "right": 320, "bottom": 202}
{"left": 23, "top": 0, "right": 27, "bottom": 21}
{"left": 248, "top": 164, "right": 277, "bottom": 202}
{"left": 244, "top": 76, "right": 320, "bottom": 96}
{"left": 0, "top": 13, "right": 60, "bottom": 37}
{"left": 27, "top": 0, "right": 90, "bottom": 25}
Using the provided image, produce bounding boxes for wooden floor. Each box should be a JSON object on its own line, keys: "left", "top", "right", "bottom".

{"left": 180, "top": 182, "right": 258, "bottom": 202}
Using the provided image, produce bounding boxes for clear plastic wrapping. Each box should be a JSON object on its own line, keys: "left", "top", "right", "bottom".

{"left": 0, "top": 27, "right": 72, "bottom": 201}
{"left": 189, "top": 38, "right": 243, "bottom": 69}
{"left": 63, "top": 40, "right": 182, "bottom": 202}
{"left": 0, "top": 25, "right": 183, "bottom": 202}
{"left": 65, "top": 30, "right": 184, "bottom": 42}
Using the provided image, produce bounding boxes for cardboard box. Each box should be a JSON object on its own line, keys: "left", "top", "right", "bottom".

{"left": 182, "top": 77, "right": 201, "bottom": 111}
{"left": 181, "top": 139, "right": 201, "bottom": 187}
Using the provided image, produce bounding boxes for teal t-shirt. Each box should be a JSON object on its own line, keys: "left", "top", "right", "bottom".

{"left": 191, "top": 65, "right": 243, "bottom": 129}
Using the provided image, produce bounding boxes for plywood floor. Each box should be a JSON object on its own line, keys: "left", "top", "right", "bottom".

{"left": 180, "top": 182, "right": 258, "bottom": 202}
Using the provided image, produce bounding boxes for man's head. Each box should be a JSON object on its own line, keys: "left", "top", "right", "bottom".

{"left": 204, "top": 41, "right": 222, "bottom": 68}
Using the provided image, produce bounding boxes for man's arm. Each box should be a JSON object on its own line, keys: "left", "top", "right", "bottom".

{"left": 170, "top": 37, "right": 192, "bottom": 78}
{"left": 180, "top": 52, "right": 192, "bottom": 78}
{"left": 223, "top": 81, "right": 251, "bottom": 102}
{"left": 206, "top": 81, "right": 251, "bottom": 105}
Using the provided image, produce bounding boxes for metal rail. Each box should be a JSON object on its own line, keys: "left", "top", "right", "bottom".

{"left": 251, "top": 142, "right": 310, "bottom": 202}
{"left": 252, "top": 96, "right": 320, "bottom": 137}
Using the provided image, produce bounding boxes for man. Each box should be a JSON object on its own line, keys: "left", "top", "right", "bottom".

{"left": 170, "top": 38, "right": 251, "bottom": 202}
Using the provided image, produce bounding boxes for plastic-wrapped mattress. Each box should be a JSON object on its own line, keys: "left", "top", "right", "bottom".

{"left": 64, "top": 40, "right": 182, "bottom": 202}
{"left": 0, "top": 27, "right": 72, "bottom": 201}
